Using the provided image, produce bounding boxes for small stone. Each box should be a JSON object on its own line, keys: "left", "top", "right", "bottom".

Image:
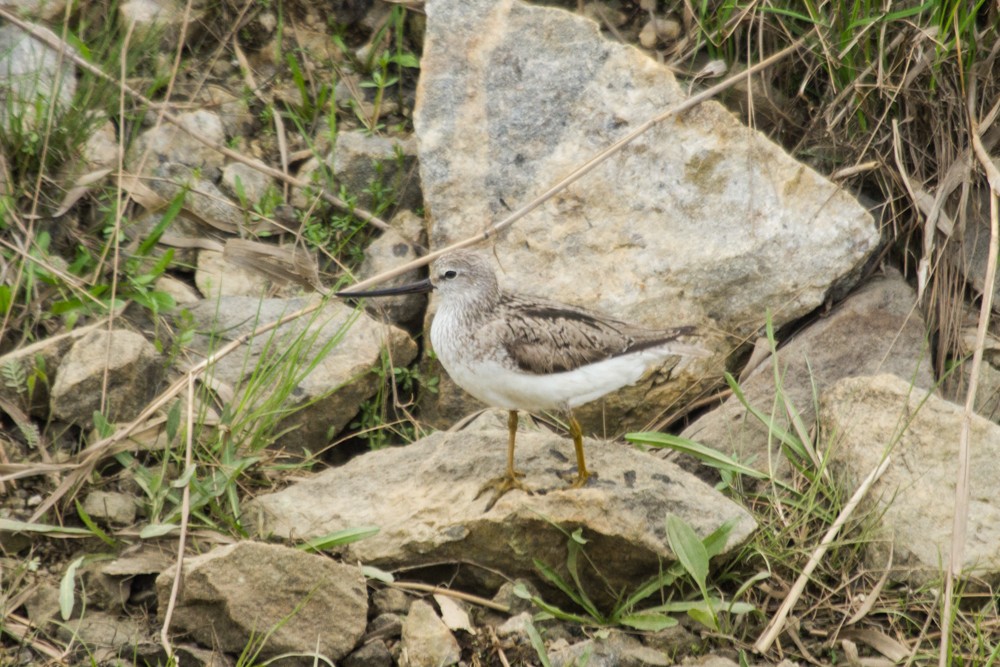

{"left": 81, "top": 491, "right": 137, "bottom": 526}
{"left": 368, "top": 612, "right": 403, "bottom": 639}
{"left": 400, "top": 600, "right": 460, "bottom": 667}
{"left": 118, "top": 0, "right": 190, "bottom": 47}
{"left": 372, "top": 587, "right": 411, "bottom": 615}
{"left": 222, "top": 162, "right": 275, "bottom": 205}
{"left": 154, "top": 275, "right": 200, "bottom": 307}
{"left": 639, "top": 20, "right": 658, "bottom": 48}
{"left": 638, "top": 18, "right": 680, "bottom": 49}
{"left": 434, "top": 594, "right": 473, "bottom": 633}
{"left": 822, "top": 374, "right": 1000, "bottom": 584}
{"left": 49, "top": 329, "right": 160, "bottom": 427}
{"left": 246, "top": 429, "right": 755, "bottom": 610}
{"left": 180, "top": 296, "right": 417, "bottom": 455}
{"left": 496, "top": 611, "right": 532, "bottom": 639}
{"left": 126, "top": 110, "right": 226, "bottom": 176}
{"left": 331, "top": 130, "right": 422, "bottom": 212}
{"left": 654, "top": 17, "right": 681, "bottom": 40}
{"left": 344, "top": 640, "right": 393, "bottom": 667}
{"left": 82, "top": 119, "right": 120, "bottom": 170}
{"left": 24, "top": 581, "right": 61, "bottom": 628}
{"left": 148, "top": 163, "right": 269, "bottom": 235}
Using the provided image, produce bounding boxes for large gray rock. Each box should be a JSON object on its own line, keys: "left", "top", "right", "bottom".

{"left": 821, "top": 374, "right": 1000, "bottom": 584}
{"left": 184, "top": 296, "right": 417, "bottom": 453}
{"left": 50, "top": 329, "right": 160, "bottom": 427}
{"left": 680, "top": 270, "right": 934, "bottom": 477}
{"left": 156, "top": 541, "right": 367, "bottom": 664}
{"left": 414, "top": 0, "right": 877, "bottom": 430}
{"left": 246, "top": 410, "right": 756, "bottom": 602}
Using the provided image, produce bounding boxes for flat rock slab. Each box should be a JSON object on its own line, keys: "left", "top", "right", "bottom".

{"left": 156, "top": 541, "right": 367, "bottom": 664}
{"left": 821, "top": 374, "right": 1000, "bottom": 584}
{"left": 247, "top": 417, "right": 756, "bottom": 598}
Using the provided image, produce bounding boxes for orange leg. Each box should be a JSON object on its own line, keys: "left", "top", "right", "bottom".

{"left": 477, "top": 410, "right": 529, "bottom": 507}
{"left": 506, "top": 410, "right": 524, "bottom": 481}
{"left": 568, "top": 413, "right": 590, "bottom": 487}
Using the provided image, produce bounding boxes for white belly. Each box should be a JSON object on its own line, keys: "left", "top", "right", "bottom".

{"left": 429, "top": 305, "right": 681, "bottom": 412}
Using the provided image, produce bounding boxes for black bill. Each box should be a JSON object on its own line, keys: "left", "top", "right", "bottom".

{"left": 335, "top": 277, "right": 435, "bottom": 299}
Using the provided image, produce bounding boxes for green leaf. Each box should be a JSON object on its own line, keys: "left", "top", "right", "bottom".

{"left": 296, "top": 526, "right": 380, "bottom": 551}
{"left": 620, "top": 568, "right": 680, "bottom": 609}
{"left": 565, "top": 538, "right": 601, "bottom": 620}
{"left": 0, "top": 285, "right": 11, "bottom": 315}
{"left": 139, "top": 523, "right": 178, "bottom": 538}
{"left": 60, "top": 556, "right": 85, "bottom": 620}
{"left": 390, "top": 53, "right": 420, "bottom": 68}
{"left": 74, "top": 500, "right": 117, "bottom": 547}
{"left": 618, "top": 612, "right": 678, "bottom": 631}
{"left": 524, "top": 620, "right": 552, "bottom": 667}
{"left": 512, "top": 583, "right": 532, "bottom": 600}
{"left": 137, "top": 193, "right": 184, "bottom": 255}
{"left": 701, "top": 518, "right": 737, "bottom": 560}
{"left": 92, "top": 411, "right": 114, "bottom": 438}
{"left": 687, "top": 605, "right": 719, "bottom": 631}
{"left": 666, "top": 515, "right": 709, "bottom": 594}
{"left": 171, "top": 464, "right": 196, "bottom": 488}
{"left": 166, "top": 400, "right": 181, "bottom": 443}
{"left": 533, "top": 558, "right": 579, "bottom": 604}
{"left": 725, "top": 601, "right": 755, "bottom": 615}
{"left": 626, "top": 432, "right": 768, "bottom": 480}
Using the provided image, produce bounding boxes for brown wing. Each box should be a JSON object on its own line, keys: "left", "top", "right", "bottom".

{"left": 494, "top": 294, "right": 693, "bottom": 375}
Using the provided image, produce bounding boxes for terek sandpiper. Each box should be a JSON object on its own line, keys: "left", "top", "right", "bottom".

{"left": 338, "top": 249, "right": 708, "bottom": 492}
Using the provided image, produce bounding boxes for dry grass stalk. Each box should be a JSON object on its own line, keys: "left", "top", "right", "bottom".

{"left": 754, "top": 455, "right": 891, "bottom": 654}
{"left": 939, "top": 112, "right": 1000, "bottom": 666}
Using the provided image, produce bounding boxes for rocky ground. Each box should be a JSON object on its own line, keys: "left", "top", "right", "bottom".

{"left": 2, "top": 0, "right": 1000, "bottom": 666}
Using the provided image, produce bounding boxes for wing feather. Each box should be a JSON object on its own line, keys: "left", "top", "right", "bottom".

{"left": 494, "top": 294, "right": 693, "bottom": 375}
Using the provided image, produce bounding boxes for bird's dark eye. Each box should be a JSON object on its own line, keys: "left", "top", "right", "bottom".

{"left": 443, "top": 270, "right": 458, "bottom": 280}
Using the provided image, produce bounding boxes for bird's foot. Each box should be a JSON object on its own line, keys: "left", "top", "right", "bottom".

{"left": 555, "top": 469, "right": 593, "bottom": 489}
{"left": 477, "top": 471, "right": 530, "bottom": 510}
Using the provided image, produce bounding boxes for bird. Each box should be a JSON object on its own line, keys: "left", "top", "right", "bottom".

{"left": 337, "top": 249, "right": 709, "bottom": 495}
